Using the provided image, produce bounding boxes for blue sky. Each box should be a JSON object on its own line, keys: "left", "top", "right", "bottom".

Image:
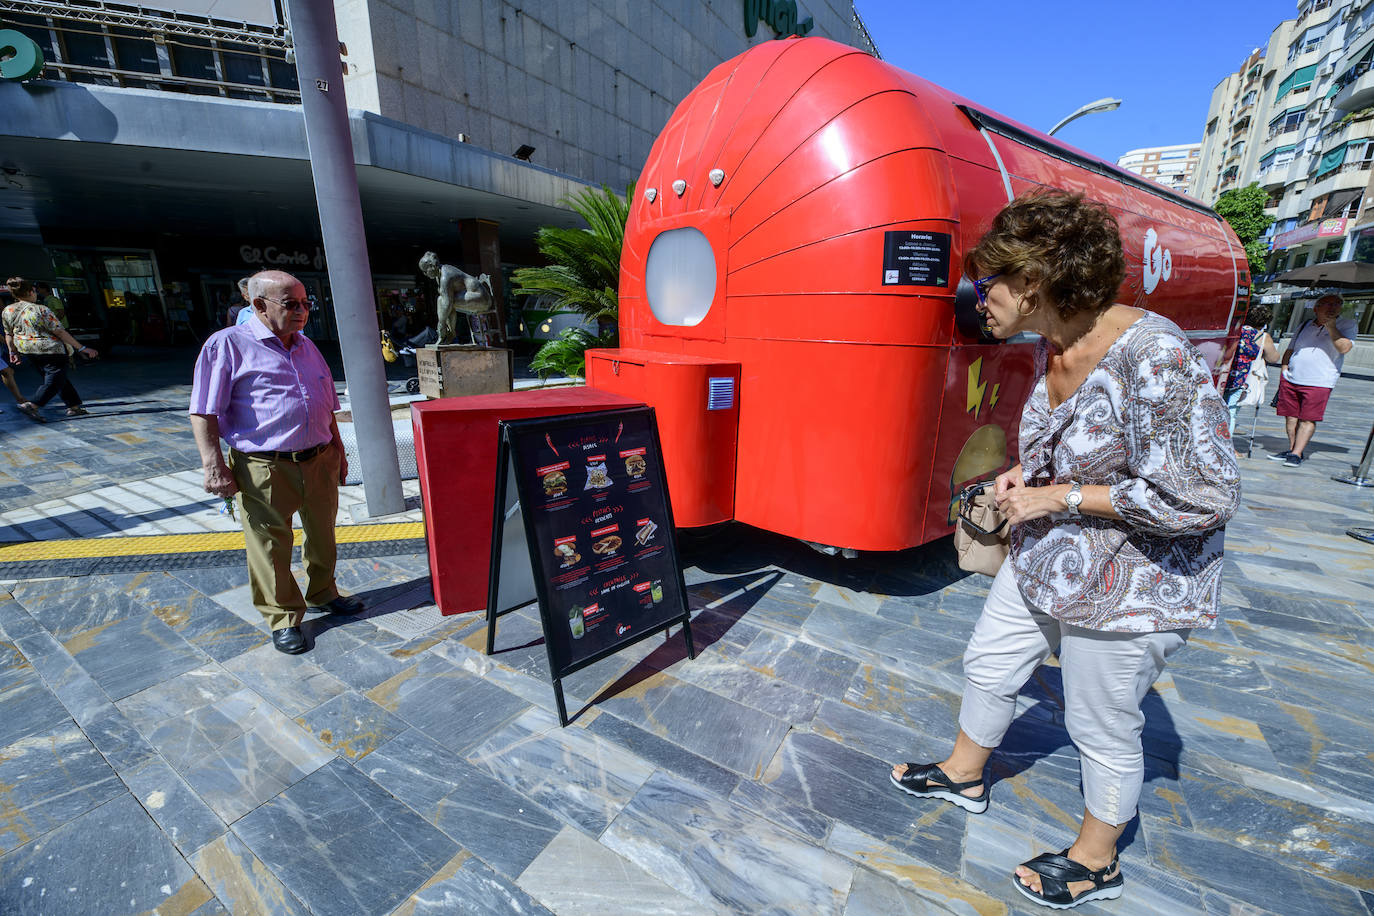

{"left": 853, "top": 0, "right": 1304, "bottom": 164}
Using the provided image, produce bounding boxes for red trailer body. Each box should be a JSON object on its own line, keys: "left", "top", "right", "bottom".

{"left": 586, "top": 36, "right": 1248, "bottom": 552}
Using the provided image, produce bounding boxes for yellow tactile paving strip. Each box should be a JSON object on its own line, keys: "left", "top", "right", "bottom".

{"left": 0, "top": 521, "right": 425, "bottom": 563}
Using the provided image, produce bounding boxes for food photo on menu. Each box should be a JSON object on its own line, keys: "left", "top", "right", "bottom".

{"left": 592, "top": 533, "right": 623, "bottom": 556}
{"left": 539, "top": 462, "right": 569, "bottom": 497}
{"left": 635, "top": 518, "right": 658, "bottom": 546}
{"left": 568, "top": 604, "right": 585, "bottom": 639}
{"left": 624, "top": 452, "right": 647, "bottom": 478}
{"left": 584, "top": 456, "right": 613, "bottom": 490}
{"left": 553, "top": 536, "right": 581, "bottom": 568}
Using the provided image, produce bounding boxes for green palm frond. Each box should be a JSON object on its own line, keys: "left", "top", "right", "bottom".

{"left": 512, "top": 183, "right": 631, "bottom": 326}
{"left": 514, "top": 183, "right": 631, "bottom": 376}
{"left": 527, "top": 326, "right": 614, "bottom": 379}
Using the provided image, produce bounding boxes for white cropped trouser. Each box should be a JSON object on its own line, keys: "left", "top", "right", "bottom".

{"left": 958, "top": 562, "right": 1189, "bottom": 826}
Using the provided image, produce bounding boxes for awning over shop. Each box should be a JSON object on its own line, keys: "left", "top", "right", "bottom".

{"left": 1277, "top": 259, "right": 1374, "bottom": 288}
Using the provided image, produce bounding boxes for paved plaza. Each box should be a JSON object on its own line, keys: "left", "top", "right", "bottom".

{"left": 0, "top": 350, "right": 1372, "bottom": 915}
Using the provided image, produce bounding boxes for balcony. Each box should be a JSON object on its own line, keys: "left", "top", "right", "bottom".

{"left": 1334, "top": 68, "right": 1374, "bottom": 112}
{"left": 1305, "top": 162, "right": 1372, "bottom": 201}
{"left": 1259, "top": 164, "right": 1291, "bottom": 192}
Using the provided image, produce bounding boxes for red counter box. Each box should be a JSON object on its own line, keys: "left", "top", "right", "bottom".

{"left": 411, "top": 388, "right": 642, "bottom": 615}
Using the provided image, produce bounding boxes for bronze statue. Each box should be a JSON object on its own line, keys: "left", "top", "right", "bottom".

{"left": 418, "top": 251, "right": 494, "bottom": 345}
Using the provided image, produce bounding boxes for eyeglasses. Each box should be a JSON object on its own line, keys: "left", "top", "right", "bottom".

{"left": 260, "top": 295, "right": 313, "bottom": 312}
{"left": 972, "top": 273, "right": 1002, "bottom": 306}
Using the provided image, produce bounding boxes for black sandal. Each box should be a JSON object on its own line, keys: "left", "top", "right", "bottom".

{"left": 1013, "top": 849, "right": 1123, "bottom": 909}
{"left": 888, "top": 762, "right": 988, "bottom": 813}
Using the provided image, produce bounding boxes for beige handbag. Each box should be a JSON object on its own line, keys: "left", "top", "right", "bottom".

{"left": 954, "top": 480, "right": 1009, "bottom": 576}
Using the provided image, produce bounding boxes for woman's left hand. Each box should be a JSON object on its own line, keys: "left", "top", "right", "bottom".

{"left": 995, "top": 483, "right": 1067, "bottom": 525}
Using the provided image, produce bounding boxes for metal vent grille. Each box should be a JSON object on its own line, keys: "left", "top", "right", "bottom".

{"left": 707, "top": 376, "right": 735, "bottom": 411}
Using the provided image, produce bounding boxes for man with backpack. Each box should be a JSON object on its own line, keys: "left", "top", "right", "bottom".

{"left": 1269, "top": 294, "right": 1358, "bottom": 468}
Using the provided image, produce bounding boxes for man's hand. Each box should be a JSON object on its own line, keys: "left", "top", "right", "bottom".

{"left": 202, "top": 462, "right": 238, "bottom": 498}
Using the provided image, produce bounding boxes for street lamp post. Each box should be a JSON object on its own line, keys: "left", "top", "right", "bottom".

{"left": 1048, "top": 97, "right": 1123, "bottom": 137}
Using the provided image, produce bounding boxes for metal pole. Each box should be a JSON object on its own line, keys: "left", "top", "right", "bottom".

{"left": 283, "top": 0, "right": 404, "bottom": 516}
{"left": 1332, "top": 422, "right": 1374, "bottom": 488}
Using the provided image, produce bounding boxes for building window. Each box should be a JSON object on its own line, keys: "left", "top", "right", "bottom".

{"left": 8, "top": 6, "right": 297, "bottom": 103}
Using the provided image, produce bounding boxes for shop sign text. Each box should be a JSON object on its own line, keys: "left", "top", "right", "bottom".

{"left": 239, "top": 245, "right": 326, "bottom": 270}
{"left": 743, "top": 0, "right": 814, "bottom": 39}
{"left": 1274, "top": 218, "right": 1347, "bottom": 250}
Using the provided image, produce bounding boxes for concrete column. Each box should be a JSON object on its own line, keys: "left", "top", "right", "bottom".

{"left": 459, "top": 218, "right": 505, "bottom": 333}
{"left": 284, "top": 0, "right": 404, "bottom": 516}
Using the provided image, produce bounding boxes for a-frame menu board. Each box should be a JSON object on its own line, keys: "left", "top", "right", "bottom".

{"left": 487, "top": 407, "right": 694, "bottom": 724}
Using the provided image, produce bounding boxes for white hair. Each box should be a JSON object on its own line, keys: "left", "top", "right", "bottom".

{"left": 247, "top": 270, "right": 299, "bottom": 303}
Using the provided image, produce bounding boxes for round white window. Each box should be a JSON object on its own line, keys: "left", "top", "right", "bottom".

{"left": 645, "top": 227, "right": 717, "bottom": 326}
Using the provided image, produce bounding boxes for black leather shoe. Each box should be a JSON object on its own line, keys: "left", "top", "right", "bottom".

{"left": 272, "top": 626, "right": 307, "bottom": 654}
{"left": 312, "top": 594, "right": 364, "bottom": 615}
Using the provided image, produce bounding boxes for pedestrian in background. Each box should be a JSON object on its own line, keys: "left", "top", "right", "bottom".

{"left": 1220, "top": 303, "right": 1279, "bottom": 437}
{"left": 0, "top": 350, "right": 43, "bottom": 421}
{"left": 34, "top": 281, "right": 69, "bottom": 328}
{"left": 189, "top": 269, "right": 363, "bottom": 655}
{"left": 228, "top": 276, "right": 253, "bottom": 327}
{"left": 889, "top": 192, "right": 1239, "bottom": 910}
{"left": 3, "top": 276, "right": 98, "bottom": 418}
{"left": 1269, "top": 293, "right": 1357, "bottom": 467}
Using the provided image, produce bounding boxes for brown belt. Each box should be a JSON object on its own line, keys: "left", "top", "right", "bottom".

{"left": 237, "top": 442, "right": 331, "bottom": 462}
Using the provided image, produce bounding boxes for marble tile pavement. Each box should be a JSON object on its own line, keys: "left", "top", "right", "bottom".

{"left": 0, "top": 354, "right": 1372, "bottom": 914}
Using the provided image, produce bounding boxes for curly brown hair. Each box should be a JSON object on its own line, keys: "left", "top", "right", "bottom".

{"left": 1243, "top": 303, "right": 1272, "bottom": 330}
{"left": 964, "top": 189, "right": 1126, "bottom": 319}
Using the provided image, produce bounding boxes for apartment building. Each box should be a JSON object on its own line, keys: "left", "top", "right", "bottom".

{"left": 1195, "top": 0, "right": 1374, "bottom": 335}
{"left": 1117, "top": 143, "right": 1202, "bottom": 196}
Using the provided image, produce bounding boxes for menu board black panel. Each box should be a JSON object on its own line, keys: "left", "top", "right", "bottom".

{"left": 489, "top": 407, "right": 693, "bottom": 724}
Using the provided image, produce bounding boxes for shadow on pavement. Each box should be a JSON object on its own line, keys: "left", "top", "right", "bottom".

{"left": 577, "top": 571, "right": 783, "bottom": 722}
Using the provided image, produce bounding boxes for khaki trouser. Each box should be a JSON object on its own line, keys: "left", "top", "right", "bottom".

{"left": 228, "top": 447, "right": 340, "bottom": 633}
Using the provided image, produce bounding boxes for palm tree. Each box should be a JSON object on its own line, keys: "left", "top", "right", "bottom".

{"left": 512, "top": 183, "right": 631, "bottom": 378}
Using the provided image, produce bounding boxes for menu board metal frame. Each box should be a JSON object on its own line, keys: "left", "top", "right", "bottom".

{"left": 486, "top": 407, "right": 695, "bottom": 726}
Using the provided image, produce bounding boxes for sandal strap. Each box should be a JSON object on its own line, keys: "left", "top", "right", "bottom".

{"left": 1020, "top": 850, "right": 1119, "bottom": 904}
{"left": 896, "top": 762, "right": 984, "bottom": 793}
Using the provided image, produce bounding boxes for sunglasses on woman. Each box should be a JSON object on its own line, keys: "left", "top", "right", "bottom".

{"left": 973, "top": 273, "right": 1002, "bottom": 306}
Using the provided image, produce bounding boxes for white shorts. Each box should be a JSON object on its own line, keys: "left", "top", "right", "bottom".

{"left": 959, "top": 562, "right": 1189, "bottom": 825}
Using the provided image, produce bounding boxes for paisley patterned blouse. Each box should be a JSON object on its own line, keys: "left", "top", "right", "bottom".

{"left": 1010, "top": 311, "right": 1240, "bottom": 632}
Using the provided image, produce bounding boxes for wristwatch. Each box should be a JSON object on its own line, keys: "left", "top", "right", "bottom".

{"left": 1064, "top": 481, "right": 1083, "bottom": 516}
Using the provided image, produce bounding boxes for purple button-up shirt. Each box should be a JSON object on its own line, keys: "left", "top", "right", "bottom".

{"left": 189, "top": 315, "right": 340, "bottom": 453}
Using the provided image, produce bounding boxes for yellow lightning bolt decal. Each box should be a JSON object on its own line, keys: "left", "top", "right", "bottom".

{"left": 989, "top": 383, "right": 1001, "bottom": 412}
{"left": 967, "top": 357, "right": 987, "bottom": 418}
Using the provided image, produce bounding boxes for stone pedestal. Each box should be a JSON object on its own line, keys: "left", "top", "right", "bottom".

{"left": 416, "top": 345, "right": 512, "bottom": 398}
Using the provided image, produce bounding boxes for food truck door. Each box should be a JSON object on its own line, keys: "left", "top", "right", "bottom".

{"left": 586, "top": 349, "right": 741, "bottom": 528}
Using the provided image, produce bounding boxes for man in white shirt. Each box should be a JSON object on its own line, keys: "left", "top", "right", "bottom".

{"left": 1269, "top": 294, "right": 1358, "bottom": 467}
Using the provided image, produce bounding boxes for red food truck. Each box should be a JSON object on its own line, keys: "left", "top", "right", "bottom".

{"left": 585, "top": 36, "right": 1248, "bottom": 555}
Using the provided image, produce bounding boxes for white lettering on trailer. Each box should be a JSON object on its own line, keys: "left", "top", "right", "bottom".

{"left": 1143, "top": 228, "right": 1173, "bottom": 294}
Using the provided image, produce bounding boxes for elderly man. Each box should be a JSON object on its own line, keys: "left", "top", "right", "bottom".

{"left": 1269, "top": 293, "right": 1358, "bottom": 468}
{"left": 189, "top": 269, "right": 363, "bottom": 654}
